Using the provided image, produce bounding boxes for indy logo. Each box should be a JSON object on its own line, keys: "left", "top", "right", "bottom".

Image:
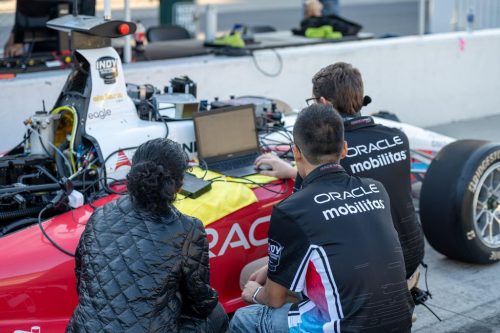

{"left": 96, "top": 56, "right": 118, "bottom": 84}
{"left": 268, "top": 239, "right": 284, "bottom": 272}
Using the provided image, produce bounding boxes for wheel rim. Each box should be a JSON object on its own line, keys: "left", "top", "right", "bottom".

{"left": 472, "top": 162, "right": 500, "bottom": 248}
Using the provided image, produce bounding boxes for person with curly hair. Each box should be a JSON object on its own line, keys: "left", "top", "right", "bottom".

{"left": 67, "top": 138, "right": 228, "bottom": 333}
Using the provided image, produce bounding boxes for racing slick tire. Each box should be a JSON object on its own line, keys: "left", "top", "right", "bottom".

{"left": 420, "top": 140, "right": 500, "bottom": 264}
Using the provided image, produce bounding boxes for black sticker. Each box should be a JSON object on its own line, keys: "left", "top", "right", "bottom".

{"left": 96, "top": 56, "right": 118, "bottom": 84}
{"left": 268, "top": 239, "right": 284, "bottom": 272}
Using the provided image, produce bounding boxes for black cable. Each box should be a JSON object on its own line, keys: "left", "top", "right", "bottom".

{"left": 251, "top": 49, "right": 283, "bottom": 77}
{"left": 210, "top": 177, "right": 290, "bottom": 195}
{"left": 38, "top": 205, "right": 75, "bottom": 257}
{"left": 34, "top": 165, "right": 60, "bottom": 183}
{"left": 420, "top": 303, "right": 442, "bottom": 322}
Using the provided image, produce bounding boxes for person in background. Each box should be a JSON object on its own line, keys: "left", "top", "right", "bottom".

{"left": 304, "top": 0, "right": 324, "bottom": 19}
{"left": 231, "top": 104, "right": 414, "bottom": 332}
{"left": 304, "top": 0, "right": 340, "bottom": 18}
{"left": 4, "top": 0, "right": 95, "bottom": 57}
{"left": 320, "top": 0, "right": 340, "bottom": 16}
{"left": 67, "top": 138, "right": 228, "bottom": 333}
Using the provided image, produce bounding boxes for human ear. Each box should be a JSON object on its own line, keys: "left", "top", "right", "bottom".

{"left": 340, "top": 141, "right": 348, "bottom": 160}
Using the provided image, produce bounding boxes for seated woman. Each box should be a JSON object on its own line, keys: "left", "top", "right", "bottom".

{"left": 67, "top": 138, "right": 228, "bottom": 333}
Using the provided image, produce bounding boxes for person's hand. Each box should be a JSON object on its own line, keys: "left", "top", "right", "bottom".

{"left": 4, "top": 43, "right": 23, "bottom": 57}
{"left": 255, "top": 154, "right": 296, "bottom": 179}
{"left": 241, "top": 280, "right": 262, "bottom": 304}
{"left": 248, "top": 264, "right": 268, "bottom": 285}
{"left": 4, "top": 33, "right": 23, "bottom": 57}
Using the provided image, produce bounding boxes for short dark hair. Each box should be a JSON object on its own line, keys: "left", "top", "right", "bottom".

{"left": 312, "top": 62, "right": 364, "bottom": 115}
{"left": 293, "top": 104, "right": 344, "bottom": 165}
{"left": 127, "top": 138, "right": 188, "bottom": 215}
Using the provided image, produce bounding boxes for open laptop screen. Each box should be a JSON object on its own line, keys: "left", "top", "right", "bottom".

{"left": 194, "top": 104, "right": 259, "bottom": 162}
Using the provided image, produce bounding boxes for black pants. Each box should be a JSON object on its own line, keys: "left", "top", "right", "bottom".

{"left": 180, "top": 302, "right": 229, "bottom": 333}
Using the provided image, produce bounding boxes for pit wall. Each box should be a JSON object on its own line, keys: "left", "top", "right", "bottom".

{"left": 1, "top": 29, "right": 499, "bottom": 151}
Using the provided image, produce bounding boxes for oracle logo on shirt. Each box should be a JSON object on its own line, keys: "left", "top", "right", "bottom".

{"left": 268, "top": 239, "right": 284, "bottom": 272}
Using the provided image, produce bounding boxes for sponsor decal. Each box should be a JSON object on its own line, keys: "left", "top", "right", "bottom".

{"left": 206, "top": 216, "right": 269, "bottom": 258}
{"left": 347, "top": 136, "right": 408, "bottom": 174}
{"left": 88, "top": 108, "right": 112, "bottom": 120}
{"left": 466, "top": 230, "right": 476, "bottom": 240}
{"left": 321, "top": 199, "right": 385, "bottom": 221}
{"left": 93, "top": 93, "right": 123, "bottom": 102}
{"left": 313, "top": 183, "right": 380, "bottom": 204}
{"left": 489, "top": 251, "right": 500, "bottom": 261}
{"left": 115, "top": 150, "right": 132, "bottom": 171}
{"left": 347, "top": 136, "right": 404, "bottom": 157}
{"left": 313, "top": 183, "right": 386, "bottom": 221}
{"left": 96, "top": 56, "right": 118, "bottom": 84}
{"left": 468, "top": 151, "right": 500, "bottom": 193}
{"left": 13, "top": 326, "right": 41, "bottom": 333}
{"left": 268, "top": 239, "right": 284, "bottom": 272}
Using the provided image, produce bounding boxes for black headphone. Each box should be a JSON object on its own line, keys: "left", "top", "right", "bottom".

{"left": 362, "top": 95, "right": 372, "bottom": 107}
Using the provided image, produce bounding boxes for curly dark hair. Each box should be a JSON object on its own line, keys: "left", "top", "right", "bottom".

{"left": 127, "top": 138, "right": 188, "bottom": 215}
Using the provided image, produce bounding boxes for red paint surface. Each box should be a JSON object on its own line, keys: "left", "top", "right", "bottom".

{"left": 0, "top": 180, "right": 293, "bottom": 332}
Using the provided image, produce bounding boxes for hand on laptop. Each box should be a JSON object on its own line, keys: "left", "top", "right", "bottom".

{"left": 255, "top": 154, "right": 296, "bottom": 179}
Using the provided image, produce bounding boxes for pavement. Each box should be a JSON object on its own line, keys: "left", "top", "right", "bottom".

{"left": 409, "top": 115, "right": 500, "bottom": 333}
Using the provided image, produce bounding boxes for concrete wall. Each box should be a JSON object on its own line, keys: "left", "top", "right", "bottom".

{"left": 1, "top": 28, "right": 499, "bottom": 151}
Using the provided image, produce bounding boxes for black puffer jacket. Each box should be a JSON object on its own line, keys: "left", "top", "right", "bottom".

{"left": 67, "top": 196, "right": 219, "bottom": 333}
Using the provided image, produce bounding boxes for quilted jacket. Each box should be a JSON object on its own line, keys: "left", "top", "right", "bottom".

{"left": 67, "top": 195, "right": 219, "bottom": 333}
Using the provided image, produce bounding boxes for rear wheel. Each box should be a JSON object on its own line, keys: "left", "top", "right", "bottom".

{"left": 420, "top": 140, "right": 500, "bottom": 263}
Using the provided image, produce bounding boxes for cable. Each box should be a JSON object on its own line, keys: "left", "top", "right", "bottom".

{"left": 28, "top": 124, "right": 72, "bottom": 173}
{"left": 211, "top": 177, "right": 290, "bottom": 195}
{"left": 251, "top": 49, "right": 283, "bottom": 77}
{"left": 420, "top": 303, "right": 442, "bottom": 322}
{"left": 38, "top": 205, "right": 75, "bottom": 257}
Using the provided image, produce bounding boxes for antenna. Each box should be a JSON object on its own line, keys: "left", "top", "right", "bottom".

{"left": 104, "top": 0, "right": 112, "bottom": 20}
{"left": 73, "top": 0, "right": 78, "bottom": 16}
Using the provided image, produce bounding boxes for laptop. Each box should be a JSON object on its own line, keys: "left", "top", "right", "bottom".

{"left": 193, "top": 104, "right": 260, "bottom": 177}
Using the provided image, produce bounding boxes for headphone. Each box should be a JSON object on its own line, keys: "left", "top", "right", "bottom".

{"left": 362, "top": 95, "right": 372, "bottom": 107}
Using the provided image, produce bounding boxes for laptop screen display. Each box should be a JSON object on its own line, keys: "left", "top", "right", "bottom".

{"left": 194, "top": 105, "right": 259, "bottom": 161}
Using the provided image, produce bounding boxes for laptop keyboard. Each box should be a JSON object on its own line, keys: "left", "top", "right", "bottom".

{"left": 208, "top": 153, "right": 259, "bottom": 172}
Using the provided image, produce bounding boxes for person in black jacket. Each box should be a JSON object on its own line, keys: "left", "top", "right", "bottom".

{"left": 67, "top": 138, "right": 228, "bottom": 333}
{"left": 255, "top": 62, "right": 424, "bottom": 281}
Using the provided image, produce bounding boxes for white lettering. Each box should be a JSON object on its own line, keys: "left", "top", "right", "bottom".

{"left": 249, "top": 216, "right": 269, "bottom": 247}
{"left": 206, "top": 228, "right": 218, "bottom": 258}
{"left": 218, "top": 223, "right": 250, "bottom": 256}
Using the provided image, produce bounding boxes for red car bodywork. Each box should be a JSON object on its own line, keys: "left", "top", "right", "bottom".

{"left": 0, "top": 180, "right": 292, "bottom": 332}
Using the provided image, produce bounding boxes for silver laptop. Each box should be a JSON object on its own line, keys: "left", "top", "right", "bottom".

{"left": 193, "top": 104, "right": 260, "bottom": 177}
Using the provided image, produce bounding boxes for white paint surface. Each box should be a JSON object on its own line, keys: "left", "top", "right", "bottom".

{"left": 0, "top": 28, "right": 499, "bottom": 151}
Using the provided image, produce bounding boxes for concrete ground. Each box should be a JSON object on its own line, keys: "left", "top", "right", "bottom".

{"left": 411, "top": 115, "right": 500, "bottom": 333}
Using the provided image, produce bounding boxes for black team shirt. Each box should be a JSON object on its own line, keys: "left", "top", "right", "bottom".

{"left": 268, "top": 163, "right": 414, "bottom": 332}
{"left": 295, "top": 116, "right": 425, "bottom": 279}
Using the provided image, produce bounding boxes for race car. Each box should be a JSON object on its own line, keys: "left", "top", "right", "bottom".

{"left": 1, "top": 13, "right": 499, "bottom": 333}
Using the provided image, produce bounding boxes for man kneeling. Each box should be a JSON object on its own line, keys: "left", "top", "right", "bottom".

{"left": 230, "top": 104, "right": 414, "bottom": 333}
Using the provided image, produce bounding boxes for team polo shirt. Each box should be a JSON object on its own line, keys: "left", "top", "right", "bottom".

{"left": 342, "top": 116, "right": 424, "bottom": 278}
{"left": 295, "top": 116, "right": 425, "bottom": 278}
{"left": 268, "top": 163, "right": 413, "bottom": 333}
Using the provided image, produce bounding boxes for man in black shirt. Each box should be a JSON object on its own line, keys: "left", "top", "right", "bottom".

{"left": 256, "top": 62, "right": 424, "bottom": 280}
{"left": 230, "top": 104, "right": 413, "bottom": 333}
